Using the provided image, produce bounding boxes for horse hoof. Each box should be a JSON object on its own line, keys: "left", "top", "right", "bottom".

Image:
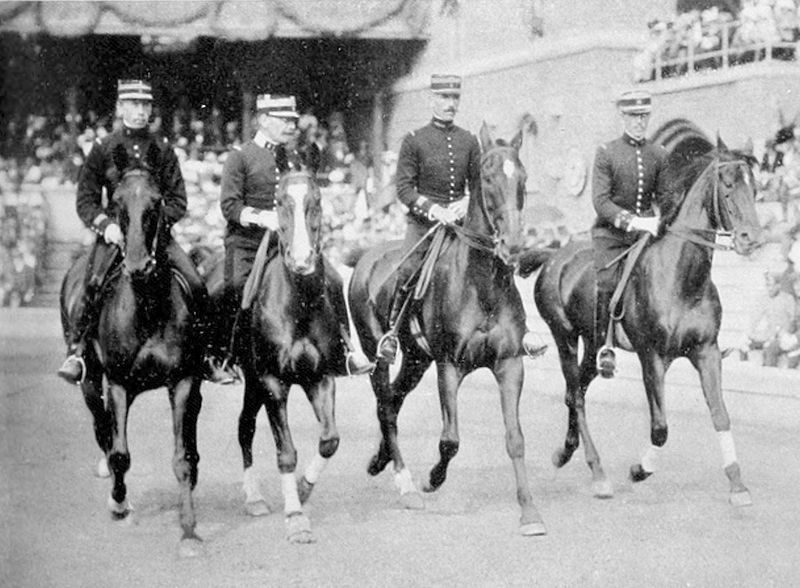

{"left": 297, "top": 476, "right": 314, "bottom": 505}
{"left": 95, "top": 456, "right": 110, "bottom": 478}
{"left": 629, "top": 464, "right": 652, "bottom": 483}
{"left": 592, "top": 479, "right": 614, "bottom": 499}
{"left": 421, "top": 479, "right": 441, "bottom": 493}
{"left": 399, "top": 491, "right": 425, "bottom": 510}
{"left": 730, "top": 490, "right": 753, "bottom": 507}
{"left": 178, "top": 537, "right": 204, "bottom": 558}
{"left": 244, "top": 500, "right": 271, "bottom": 517}
{"left": 107, "top": 496, "right": 132, "bottom": 520}
{"left": 285, "top": 513, "right": 315, "bottom": 544}
{"left": 367, "top": 453, "right": 390, "bottom": 477}
{"left": 520, "top": 521, "right": 547, "bottom": 536}
{"left": 551, "top": 449, "right": 571, "bottom": 469}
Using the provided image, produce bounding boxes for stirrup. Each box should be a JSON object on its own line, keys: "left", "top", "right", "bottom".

{"left": 376, "top": 332, "right": 399, "bottom": 364}
{"left": 596, "top": 345, "right": 616, "bottom": 379}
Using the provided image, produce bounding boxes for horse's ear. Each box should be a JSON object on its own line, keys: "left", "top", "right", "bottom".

{"left": 479, "top": 121, "right": 494, "bottom": 152}
{"left": 305, "top": 141, "right": 321, "bottom": 174}
{"left": 145, "top": 141, "right": 161, "bottom": 172}
{"left": 716, "top": 134, "right": 729, "bottom": 152}
{"left": 112, "top": 143, "right": 128, "bottom": 173}
{"left": 510, "top": 129, "right": 523, "bottom": 152}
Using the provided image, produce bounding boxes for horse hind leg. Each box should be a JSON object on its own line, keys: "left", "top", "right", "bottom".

{"left": 556, "top": 333, "right": 612, "bottom": 498}
{"left": 297, "top": 377, "right": 340, "bottom": 505}
{"left": 106, "top": 382, "right": 133, "bottom": 521}
{"left": 422, "top": 361, "right": 461, "bottom": 493}
{"left": 367, "top": 360, "right": 425, "bottom": 510}
{"left": 170, "top": 377, "right": 204, "bottom": 558}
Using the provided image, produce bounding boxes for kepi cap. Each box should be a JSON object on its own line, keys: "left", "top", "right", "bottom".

{"left": 256, "top": 94, "right": 299, "bottom": 118}
{"left": 617, "top": 90, "right": 652, "bottom": 114}
{"left": 117, "top": 79, "right": 153, "bottom": 101}
{"left": 430, "top": 74, "right": 461, "bottom": 95}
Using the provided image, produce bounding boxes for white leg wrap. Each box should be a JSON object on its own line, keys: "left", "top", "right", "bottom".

{"left": 303, "top": 453, "right": 329, "bottom": 485}
{"left": 717, "top": 430, "right": 738, "bottom": 469}
{"left": 281, "top": 473, "right": 302, "bottom": 514}
{"left": 242, "top": 467, "right": 265, "bottom": 503}
{"left": 641, "top": 445, "right": 662, "bottom": 473}
{"left": 393, "top": 468, "right": 416, "bottom": 495}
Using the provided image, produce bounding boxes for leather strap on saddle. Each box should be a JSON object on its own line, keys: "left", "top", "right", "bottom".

{"left": 605, "top": 233, "right": 651, "bottom": 347}
{"left": 241, "top": 231, "right": 277, "bottom": 310}
{"left": 413, "top": 225, "right": 447, "bottom": 300}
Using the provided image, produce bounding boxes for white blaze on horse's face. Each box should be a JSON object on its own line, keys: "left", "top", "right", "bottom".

{"left": 287, "top": 181, "right": 314, "bottom": 274}
{"left": 503, "top": 159, "right": 515, "bottom": 179}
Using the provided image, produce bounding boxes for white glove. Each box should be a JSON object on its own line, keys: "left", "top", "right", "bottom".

{"left": 103, "top": 223, "right": 123, "bottom": 245}
{"left": 255, "top": 210, "right": 279, "bottom": 231}
{"left": 627, "top": 215, "right": 660, "bottom": 237}
{"left": 428, "top": 204, "right": 458, "bottom": 225}
{"left": 447, "top": 197, "right": 469, "bottom": 220}
{"left": 779, "top": 332, "right": 798, "bottom": 352}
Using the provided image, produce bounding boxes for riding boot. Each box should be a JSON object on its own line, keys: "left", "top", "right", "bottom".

{"left": 57, "top": 288, "right": 98, "bottom": 385}
{"left": 204, "top": 305, "right": 243, "bottom": 385}
{"left": 595, "top": 289, "right": 616, "bottom": 379}
{"left": 376, "top": 290, "right": 407, "bottom": 364}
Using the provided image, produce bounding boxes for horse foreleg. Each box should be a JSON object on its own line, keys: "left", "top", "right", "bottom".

{"left": 169, "top": 376, "right": 204, "bottom": 557}
{"left": 106, "top": 382, "right": 132, "bottom": 520}
{"left": 298, "top": 376, "right": 339, "bottom": 504}
{"left": 423, "top": 361, "right": 462, "bottom": 493}
{"left": 630, "top": 352, "right": 669, "bottom": 484}
{"left": 690, "top": 345, "right": 752, "bottom": 506}
{"left": 495, "top": 357, "right": 546, "bottom": 536}
{"left": 239, "top": 379, "right": 269, "bottom": 516}
{"left": 262, "top": 376, "right": 313, "bottom": 543}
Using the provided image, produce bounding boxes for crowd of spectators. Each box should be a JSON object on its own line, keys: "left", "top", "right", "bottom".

{"left": 633, "top": 0, "right": 800, "bottom": 81}
{"left": 0, "top": 105, "right": 409, "bottom": 305}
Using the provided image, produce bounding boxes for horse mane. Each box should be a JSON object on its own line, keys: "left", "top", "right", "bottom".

{"left": 656, "top": 146, "right": 755, "bottom": 230}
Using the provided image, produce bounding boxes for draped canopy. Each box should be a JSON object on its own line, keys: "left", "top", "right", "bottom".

{"left": 0, "top": 0, "right": 431, "bottom": 40}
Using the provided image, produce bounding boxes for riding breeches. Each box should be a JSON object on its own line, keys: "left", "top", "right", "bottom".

{"left": 591, "top": 226, "right": 639, "bottom": 294}
{"left": 395, "top": 217, "right": 435, "bottom": 293}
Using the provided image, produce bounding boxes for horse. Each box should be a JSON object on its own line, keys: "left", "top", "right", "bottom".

{"left": 348, "top": 123, "right": 546, "bottom": 536}
{"left": 531, "top": 139, "right": 760, "bottom": 506}
{"left": 59, "top": 143, "right": 206, "bottom": 557}
{"left": 222, "top": 146, "right": 353, "bottom": 544}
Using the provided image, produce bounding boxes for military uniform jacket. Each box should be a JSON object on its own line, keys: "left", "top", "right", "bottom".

{"left": 76, "top": 126, "right": 186, "bottom": 237}
{"left": 220, "top": 139, "right": 280, "bottom": 247}
{"left": 592, "top": 133, "right": 669, "bottom": 234}
{"left": 395, "top": 119, "right": 481, "bottom": 224}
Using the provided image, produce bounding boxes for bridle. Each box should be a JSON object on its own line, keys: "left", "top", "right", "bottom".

{"left": 117, "top": 169, "right": 163, "bottom": 274}
{"left": 452, "top": 148, "right": 524, "bottom": 266}
{"left": 666, "top": 158, "right": 753, "bottom": 251}
{"left": 276, "top": 170, "right": 322, "bottom": 269}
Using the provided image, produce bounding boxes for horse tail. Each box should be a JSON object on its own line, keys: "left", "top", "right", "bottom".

{"left": 517, "top": 247, "right": 555, "bottom": 278}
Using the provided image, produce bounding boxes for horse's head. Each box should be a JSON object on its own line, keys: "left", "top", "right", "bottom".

{"left": 659, "top": 137, "right": 762, "bottom": 256}
{"left": 111, "top": 142, "right": 165, "bottom": 278}
{"left": 475, "top": 122, "right": 528, "bottom": 266}
{"left": 274, "top": 143, "right": 322, "bottom": 276}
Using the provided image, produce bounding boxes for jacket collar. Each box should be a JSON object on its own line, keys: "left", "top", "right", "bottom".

{"left": 623, "top": 132, "right": 646, "bottom": 147}
{"left": 254, "top": 130, "right": 278, "bottom": 150}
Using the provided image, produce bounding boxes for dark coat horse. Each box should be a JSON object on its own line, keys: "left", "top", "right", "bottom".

{"left": 348, "top": 123, "right": 546, "bottom": 536}
{"left": 59, "top": 144, "right": 205, "bottom": 557}
{"left": 532, "top": 141, "right": 760, "bottom": 506}
{"left": 230, "top": 150, "right": 353, "bottom": 544}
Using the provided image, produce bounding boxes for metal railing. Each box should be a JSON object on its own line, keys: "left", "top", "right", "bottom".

{"left": 642, "top": 19, "right": 798, "bottom": 82}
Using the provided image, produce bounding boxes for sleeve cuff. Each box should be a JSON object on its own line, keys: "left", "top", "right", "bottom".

{"left": 614, "top": 210, "right": 634, "bottom": 230}
{"left": 411, "top": 195, "right": 432, "bottom": 217}
{"left": 92, "top": 214, "right": 112, "bottom": 236}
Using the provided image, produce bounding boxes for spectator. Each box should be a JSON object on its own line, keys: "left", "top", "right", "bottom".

{"left": 744, "top": 270, "right": 796, "bottom": 366}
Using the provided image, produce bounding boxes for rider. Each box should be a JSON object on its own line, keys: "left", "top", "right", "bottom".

{"left": 376, "top": 74, "right": 546, "bottom": 363}
{"left": 213, "top": 93, "right": 373, "bottom": 378}
{"left": 591, "top": 89, "right": 669, "bottom": 378}
{"left": 57, "top": 79, "right": 225, "bottom": 384}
